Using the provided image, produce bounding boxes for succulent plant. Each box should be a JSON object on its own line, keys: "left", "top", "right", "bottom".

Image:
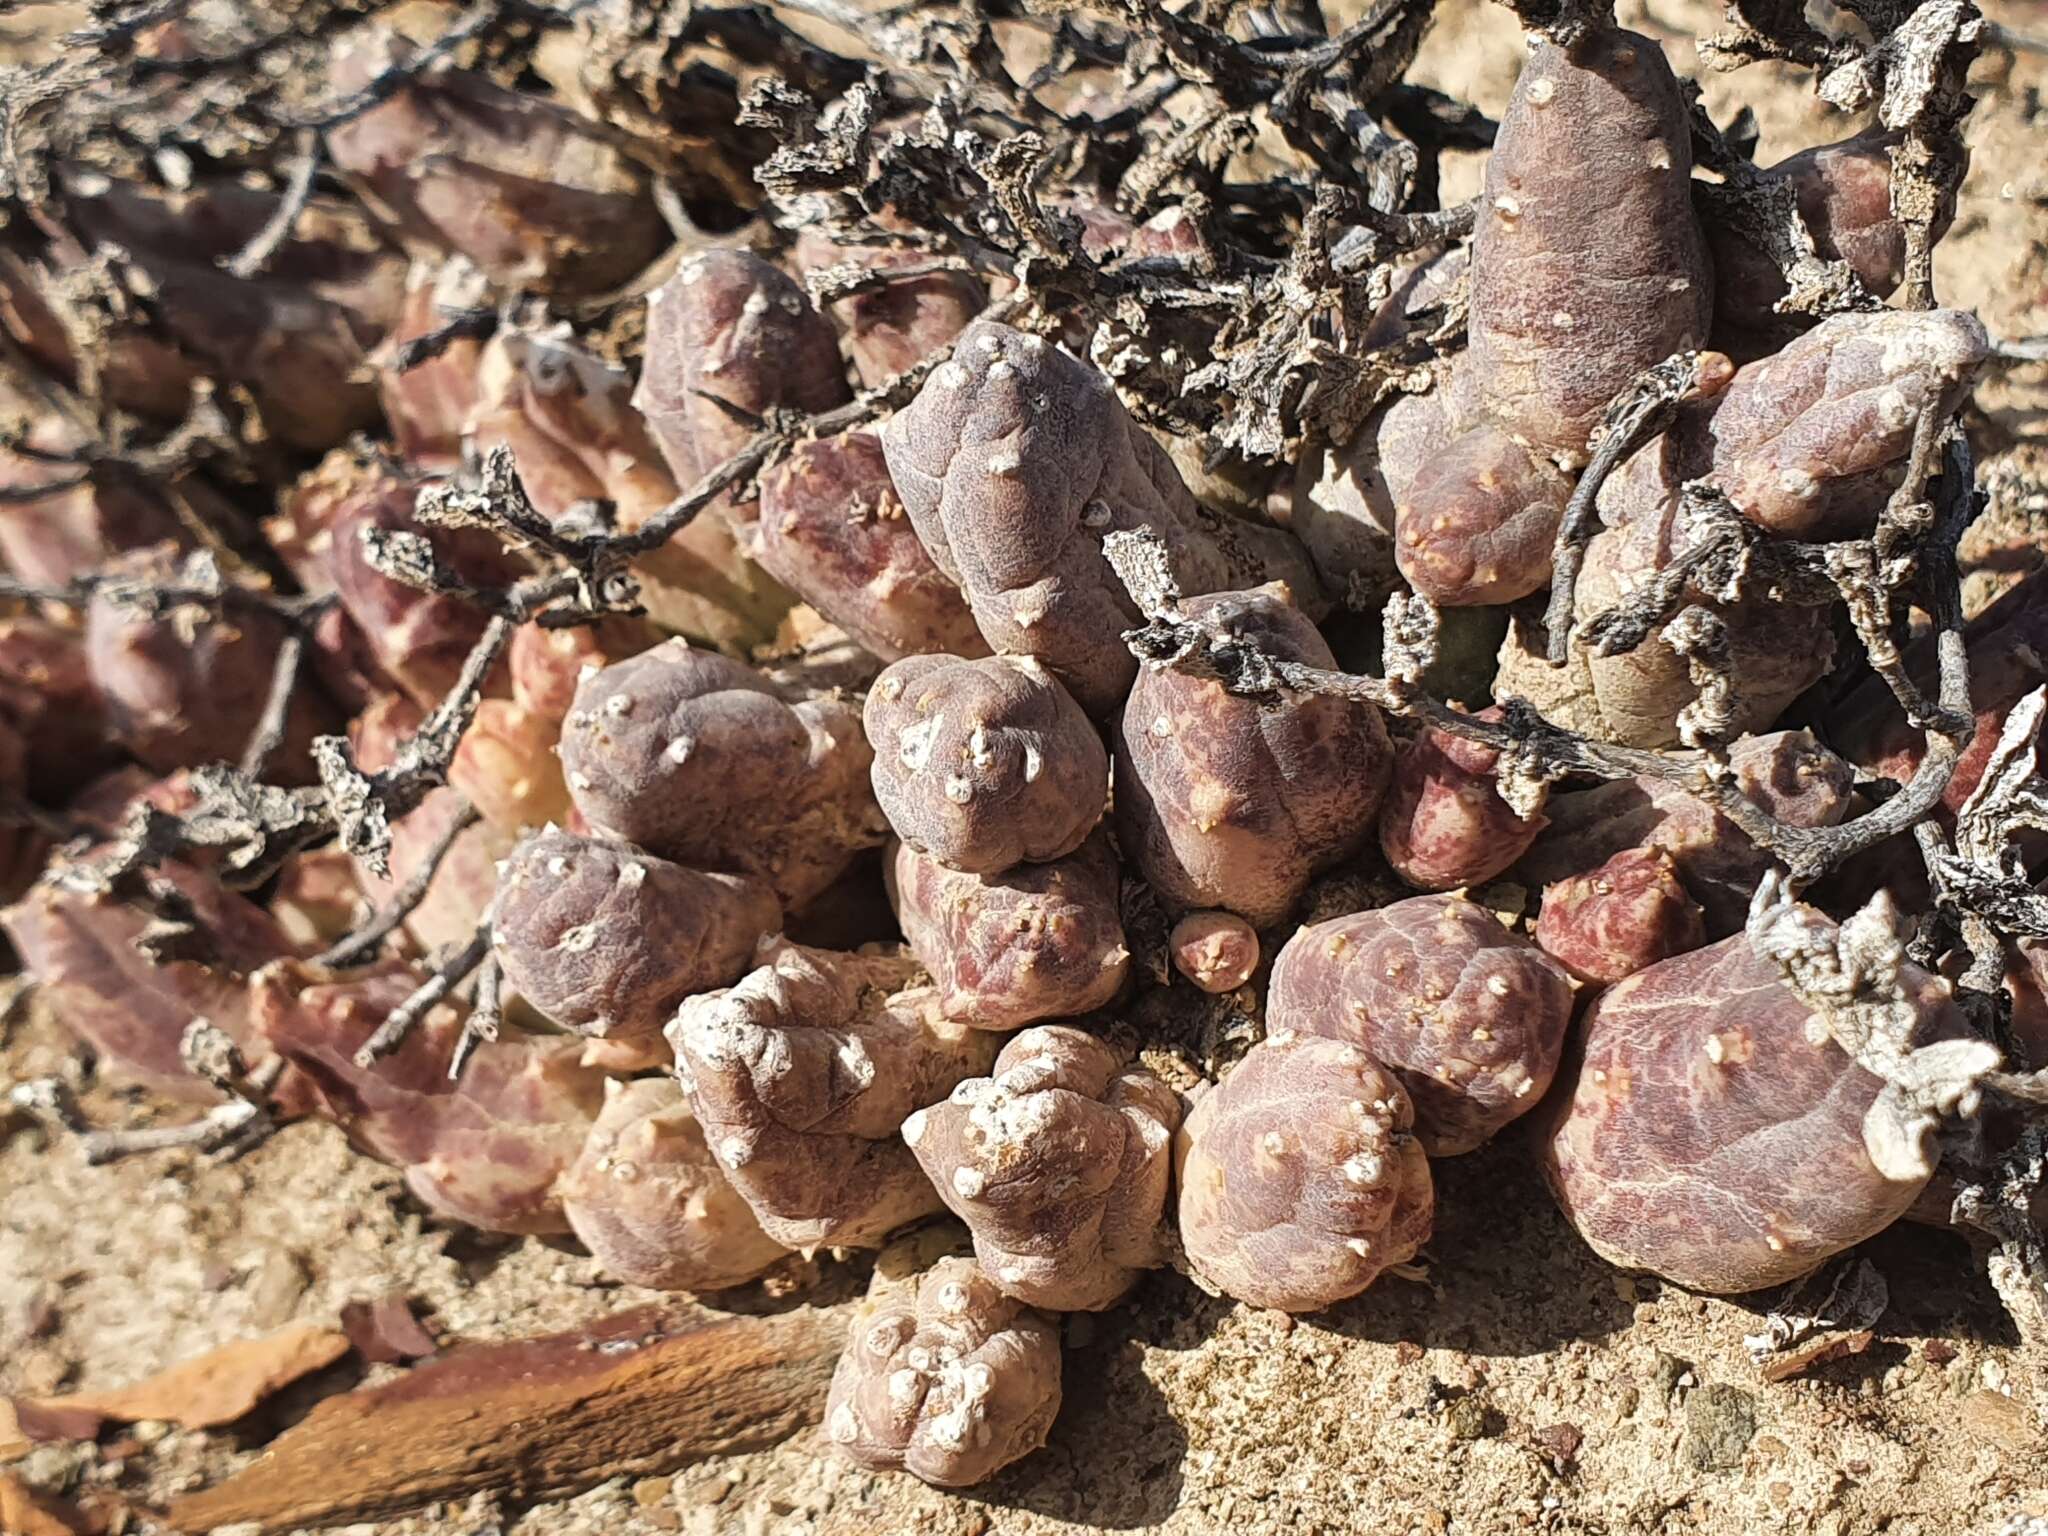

{"left": 1496, "top": 309, "right": 1987, "bottom": 748}
{"left": 559, "top": 1076, "right": 788, "bottom": 1291}
{"left": 667, "top": 941, "right": 998, "bottom": 1249}
{"left": 470, "top": 324, "right": 792, "bottom": 650}
{"left": 824, "top": 1254, "right": 1063, "bottom": 1487}
{"left": 634, "top": 250, "right": 851, "bottom": 527}
{"left": 321, "top": 458, "right": 526, "bottom": 709}
{"left": 558, "top": 639, "right": 886, "bottom": 909}
{"left": 1515, "top": 729, "right": 1855, "bottom": 935}
{"left": 493, "top": 825, "right": 779, "bottom": 1050}
{"left": 866, "top": 651, "right": 1107, "bottom": 875}
{"left": 349, "top": 693, "right": 514, "bottom": 954}
{"left": 755, "top": 431, "right": 988, "bottom": 663}
{"left": 1535, "top": 846, "right": 1707, "bottom": 986}
{"left": 1539, "top": 922, "right": 1957, "bottom": 1293}
{"left": 324, "top": 26, "right": 665, "bottom": 296}
{"left": 1176, "top": 1030, "right": 1434, "bottom": 1312}
{"left": 1368, "top": 24, "right": 1712, "bottom": 612}
{"left": 879, "top": 320, "right": 1326, "bottom": 715}
{"left": 1705, "top": 129, "right": 1954, "bottom": 355}
{"left": 506, "top": 616, "right": 663, "bottom": 723}
{"left": 1115, "top": 585, "right": 1390, "bottom": 927}
{"left": 888, "top": 833, "right": 1128, "bottom": 1031}
{"left": 792, "top": 229, "right": 986, "bottom": 388}
{"left": 0, "top": 4, "right": 2021, "bottom": 1504}
{"left": 1377, "top": 709, "right": 1546, "bottom": 892}
{"left": 447, "top": 699, "right": 572, "bottom": 833}
{"left": 1267, "top": 894, "right": 1575, "bottom": 1156}
{"left": 904, "top": 1026, "right": 1180, "bottom": 1309}
{"left": 1466, "top": 27, "right": 1712, "bottom": 469}
{"left": 1393, "top": 419, "right": 1573, "bottom": 606}
{"left": 1168, "top": 910, "right": 1261, "bottom": 995}
{"left": 1694, "top": 309, "right": 1988, "bottom": 539}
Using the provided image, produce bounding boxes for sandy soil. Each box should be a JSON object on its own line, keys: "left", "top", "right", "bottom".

{"left": 4, "top": 2, "right": 2047, "bottom": 1533}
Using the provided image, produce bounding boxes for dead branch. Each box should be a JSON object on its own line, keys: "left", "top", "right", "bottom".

{"left": 276, "top": 0, "right": 506, "bottom": 131}
{"left": 1543, "top": 349, "right": 1735, "bottom": 664}
{"left": 352, "top": 914, "right": 491, "bottom": 1066}
{"left": 313, "top": 799, "right": 484, "bottom": 969}
{"left": 222, "top": 128, "right": 322, "bottom": 280}
{"left": 10, "top": 1021, "right": 285, "bottom": 1164}
{"left": 452, "top": 950, "right": 503, "bottom": 1081}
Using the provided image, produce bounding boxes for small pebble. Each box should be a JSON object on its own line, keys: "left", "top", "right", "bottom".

{"left": 1685, "top": 1383, "right": 1757, "bottom": 1472}
{"left": 1443, "top": 1394, "right": 1495, "bottom": 1442}
{"left": 689, "top": 1474, "right": 734, "bottom": 1505}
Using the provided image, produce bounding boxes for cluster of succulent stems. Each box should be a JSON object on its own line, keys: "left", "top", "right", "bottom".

{"left": 1, "top": 0, "right": 2046, "bottom": 1497}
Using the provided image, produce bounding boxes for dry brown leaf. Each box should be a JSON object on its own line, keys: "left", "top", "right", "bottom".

{"left": 0, "top": 1471, "right": 94, "bottom": 1536}
{"left": 27, "top": 1324, "right": 349, "bottom": 1432}
{"left": 0, "top": 1400, "right": 28, "bottom": 1463}
{"left": 339, "top": 1295, "right": 438, "bottom": 1365}
{"left": 6, "top": 1398, "right": 106, "bottom": 1447}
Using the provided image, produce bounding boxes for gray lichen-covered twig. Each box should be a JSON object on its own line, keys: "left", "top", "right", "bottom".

{"left": 1746, "top": 873, "right": 2002, "bottom": 1181}
{"left": 9, "top": 1019, "right": 286, "bottom": 1164}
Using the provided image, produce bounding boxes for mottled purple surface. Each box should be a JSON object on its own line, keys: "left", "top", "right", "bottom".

{"left": 634, "top": 251, "right": 850, "bottom": 523}
{"left": 880, "top": 321, "right": 1324, "bottom": 714}
{"left": 1268, "top": 893, "right": 1575, "bottom": 1156}
{"left": 757, "top": 431, "right": 986, "bottom": 663}
{"left": 1115, "top": 586, "right": 1390, "bottom": 927}
{"left": 1516, "top": 730, "right": 1854, "bottom": 935}
{"left": 1378, "top": 710, "right": 1545, "bottom": 892}
{"left": 889, "top": 833, "right": 1128, "bottom": 1030}
{"left": 1393, "top": 420, "right": 1571, "bottom": 606}
{"left": 1540, "top": 926, "right": 1952, "bottom": 1292}
{"left": 1467, "top": 27, "right": 1712, "bottom": 464}
{"left": 1705, "top": 310, "right": 1988, "bottom": 537}
{"left": 1536, "top": 845, "right": 1707, "bottom": 986}
{"left": 560, "top": 1077, "right": 788, "bottom": 1291}
{"left": 792, "top": 229, "right": 986, "bottom": 388}
{"left": 493, "top": 825, "right": 779, "bottom": 1046}
{"left": 1176, "top": 1031, "right": 1433, "bottom": 1312}
{"left": 667, "top": 942, "right": 997, "bottom": 1250}
{"left": 558, "top": 640, "right": 885, "bottom": 909}
{"left": 866, "top": 651, "right": 1106, "bottom": 875}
